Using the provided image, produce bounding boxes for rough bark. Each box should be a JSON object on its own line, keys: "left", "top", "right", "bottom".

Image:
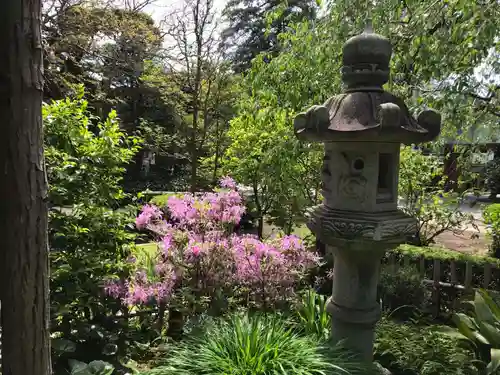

{"left": 0, "top": 0, "right": 52, "bottom": 374}
{"left": 443, "top": 145, "right": 459, "bottom": 192}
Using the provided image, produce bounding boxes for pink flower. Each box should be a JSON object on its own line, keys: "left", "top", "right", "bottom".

{"left": 220, "top": 176, "right": 237, "bottom": 190}
{"left": 281, "top": 235, "right": 302, "bottom": 250}
{"left": 192, "top": 246, "right": 201, "bottom": 256}
{"left": 126, "top": 284, "right": 149, "bottom": 305}
{"left": 185, "top": 242, "right": 203, "bottom": 260}
{"left": 135, "top": 204, "right": 162, "bottom": 229}
{"left": 162, "top": 234, "right": 173, "bottom": 255}
{"left": 103, "top": 280, "right": 126, "bottom": 299}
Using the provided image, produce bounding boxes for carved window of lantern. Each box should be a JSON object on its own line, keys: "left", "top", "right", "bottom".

{"left": 377, "top": 153, "right": 394, "bottom": 203}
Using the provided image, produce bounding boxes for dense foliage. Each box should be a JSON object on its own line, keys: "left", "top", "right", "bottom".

{"left": 440, "top": 290, "right": 500, "bottom": 375}
{"left": 375, "top": 318, "right": 479, "bottom": 375}
{"left": 378, "top": 264, "right": 428, "bottom": 317}
{"left": 44, "top": 88, "right": 141, "bottom": 206}
{"left": 485, "top": 156, "right": 500, "bottom": 199}
{"left": 221, "top": 0, "right": 317, "bottom": 72}
{"left": 294, "top": 289, "right": 331, "bottom": 340}
{"left": 399, "top": 146, "right": 477, "bottom": 246}
{"left": 43, "top": 0, "right": 240, "bottom": 192}
{"left": 44, "top": 93, "right": 143, "bottom": 373}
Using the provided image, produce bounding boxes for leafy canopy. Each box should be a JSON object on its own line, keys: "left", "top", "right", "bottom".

{"left": 44, "top": 86, "right": 141, "bottom": 207}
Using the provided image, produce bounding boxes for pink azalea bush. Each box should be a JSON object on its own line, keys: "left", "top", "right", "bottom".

{"left": 105, "top": 177, "right": 319, "bottom": 313}
{"left": 135, "top": 204, "right": 163, "bottom": 229}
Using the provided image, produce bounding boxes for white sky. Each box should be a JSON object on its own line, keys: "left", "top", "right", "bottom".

{"left": 141, "top": 0, "right": 229, "bottom": 58}
{"left": 143, "top": 0, "right": 228, "bottom": 24}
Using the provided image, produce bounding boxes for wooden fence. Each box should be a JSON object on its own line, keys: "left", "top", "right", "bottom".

{"left": 384, "top": 252, "right": 500, "bottom": 316}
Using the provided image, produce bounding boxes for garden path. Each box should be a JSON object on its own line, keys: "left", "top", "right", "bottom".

{"left": 434, "top": 203, "right": 490, "bottom": 256}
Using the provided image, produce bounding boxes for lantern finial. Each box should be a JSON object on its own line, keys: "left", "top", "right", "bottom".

{"left": 341, "top": 22, "right": 392, "bottom": 90}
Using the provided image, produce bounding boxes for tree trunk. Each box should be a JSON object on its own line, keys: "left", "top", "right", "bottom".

{"left": 212, "top": 120, "right": 221, "bottom": 184}
{"left": 257, "top": 216, "right": 264, "bottom": 239}
{"left": 0, "top": 0, "right": 51, "bottom": 374}
{"left": 443, "top": 144, "right": 459, "bottom": 192}
{"left": 166, "top": 308, "right": 184, "bottom": 340}
{"left": 190, "top": 145, "right": 198, "bottom": 193}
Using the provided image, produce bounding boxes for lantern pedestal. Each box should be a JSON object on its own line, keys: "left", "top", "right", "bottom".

{"left": 307, "top": 206, "right": 415, "bottom": 360}
{"left": 327, "top": 244, "right": 385, "bottom": 360}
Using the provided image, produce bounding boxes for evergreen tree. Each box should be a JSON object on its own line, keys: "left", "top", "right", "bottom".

{"left": 221, "top": 0, "right": 317, "bottom": 73}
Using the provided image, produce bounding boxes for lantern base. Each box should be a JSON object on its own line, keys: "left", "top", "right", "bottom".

{"left": 306, "top": 204, "right": 416, "bottom": 245}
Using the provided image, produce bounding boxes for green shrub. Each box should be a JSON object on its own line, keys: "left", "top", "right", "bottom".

{"left": 149, "top": 193, "right": 179, "bottom": 208}
{"left": 399, "top": 147, "right": 477, "bottom": 247}
{"left": 44, "top": 91, "right": 148, "bottom": 372}
{"left": 66, "top": 360, "right": 115, "bottom": 375}
{"left": 385, "top": 245, "right": 500, "bottom": 292}
{"left": 438, "top": 289, "right": 500, "bottom": 375}
{"left": 141, "top": 313, "right": 376, "bottom": 375}
{"left": 485, "top": 157, "right": 500, "bottom": 199}
{"left": 483, "top": 204, "right": 500, "bottom": 258}
{"left": 375, "top": 317, "right": 479, "bottom": 375}
{"left": 44, "top": 89, "right": 141, "bottom": 207}
{"left": 378, "top": 265, "right": 428, "bottom": 318}
{"left": 390, "top": 244, "right": 500, "bottom": 266}
{"left": 49, "top": 206, "right": 153, "bottom": 374}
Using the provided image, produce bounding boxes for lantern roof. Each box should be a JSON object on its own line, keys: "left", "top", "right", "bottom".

{"left": 293, "top": 22, "right": 441, "bottom": 144}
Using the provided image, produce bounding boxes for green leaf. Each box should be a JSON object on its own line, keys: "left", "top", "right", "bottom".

{"left": 69, "top": 360, "right": 92, "bottom": 375}
{"left": 88, "top": 360, "right": 114, "bottom": 375}
{"left": 433, "top": 325, "right": 471, "bottom": 342}
{"left": 479, "top": 289, "right": 500, "bottom": 322}
{"left": 52, "top": 338, "right": 77, "bottom": 353}
{"left": 478, "top": 321, "right": 500, "bottom": 348}
{"left": 487, "top": 348, "right": 500, "bottom": 375}
{"left": 452, "top": 313, "right": 490, "bottom": 345}
{"left": 474, "top": 291, "right": 498, "bottom": 325}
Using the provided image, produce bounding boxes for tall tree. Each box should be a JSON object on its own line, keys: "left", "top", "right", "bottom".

{"left": 139, "top": 58, "right": 238, "bottom": 190}
{"left": 221, "top": 0, "right": 317, "bottom": 72}
{"left": 162, "top": 0, "right": 227, "bottom": 191}
{"left": 43, "top": 2, "right": 163, "bottom": 118}
{"left": 0, "top": 0, "right": 51, "bottom": 374}
{"left": 42, "top": 1, "right": 169, "bottom": 188}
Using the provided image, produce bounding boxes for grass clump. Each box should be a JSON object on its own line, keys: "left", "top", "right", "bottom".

{"left": 141, "top": 313, "right": 376, "bottom": 375}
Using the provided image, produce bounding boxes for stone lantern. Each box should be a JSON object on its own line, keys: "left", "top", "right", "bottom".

{"left": 293, "top": 23, "right": 441, "bottom": 361}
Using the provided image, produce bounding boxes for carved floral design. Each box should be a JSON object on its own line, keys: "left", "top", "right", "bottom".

{"left": 338, "top": 174, "right": 367, "bottom": 202}
{"left": 306, "top": 205, "right": 417, "bottom": 243}
{"left": 324, "top": 220, "right": 375, "bottom": 239}
{"left": 380, "top": 222, "right": 417, "bottom": 238}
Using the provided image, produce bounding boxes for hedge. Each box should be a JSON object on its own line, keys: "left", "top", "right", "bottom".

{"left": 391, "top": 244, "right": 500, "bottom": 267}
{"left": 386, "top": 244, "right": 500, "bottom": 291}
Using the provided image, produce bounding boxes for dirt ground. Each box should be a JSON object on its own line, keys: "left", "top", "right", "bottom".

{"left": 433, "top": 220, "right": 491, "bottom": 256}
